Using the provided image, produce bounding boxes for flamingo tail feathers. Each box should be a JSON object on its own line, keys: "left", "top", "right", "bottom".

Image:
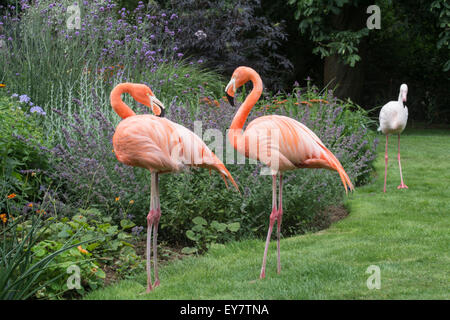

{"left": 321, "top": 147, "right": 355, "bottom": 194}
{"left": 213, "top": 163, "right": 240, "bottom": 193}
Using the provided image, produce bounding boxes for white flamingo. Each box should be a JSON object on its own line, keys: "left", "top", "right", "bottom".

{"left": 378, "top": 84, "right": 409, "bottom": 192}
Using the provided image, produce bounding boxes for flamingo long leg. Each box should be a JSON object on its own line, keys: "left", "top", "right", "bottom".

{"left": 146, "top": 173, "right": 157, "bottom": 293}
{"left": 146, "top": 219, "right": 153, "bottom": 292}
{"left": 397, "top": 134, "right": 408, "bottom": 189}
{"left": 152, "top": 173, "right": 161, "bottom": 287}
{"left": 277, "top": 172, "right": 283, "bottom": 274}
{"left": 383, "top": 135, "right": 388, "bottom": 193}
{"left": 260, "top": 175, "right": 278, "bottom": 279}
{"left": 146, "top": 173, "right": 159, "bottom": 293}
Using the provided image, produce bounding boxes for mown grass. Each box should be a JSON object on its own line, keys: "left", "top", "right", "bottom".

{"left": 85, "top": 129, "right": 450, "bottom": 299}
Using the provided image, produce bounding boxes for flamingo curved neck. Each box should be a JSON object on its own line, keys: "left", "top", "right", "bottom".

{"left": 229, "top": 71, "right": 263, "bottom": 134}
{"left": 110, "top": 83, "right": 137, "bottom": 119}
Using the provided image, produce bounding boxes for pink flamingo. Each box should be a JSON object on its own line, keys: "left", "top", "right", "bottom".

{"left": 378, "top": 84, "right": 409, "bottom": 192}
{"left": 110, "top": 83, "right": 238, "bottom": 292}
{"left": 225, "top": 67, "right": 354, "bottom": 279}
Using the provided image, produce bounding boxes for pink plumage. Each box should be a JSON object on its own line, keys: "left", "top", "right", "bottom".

{"left": 113, "top": 114, "right": 235, "bottom": 184}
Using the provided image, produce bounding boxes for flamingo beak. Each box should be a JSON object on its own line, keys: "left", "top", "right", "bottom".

{"left": 226, "top": 93, "right": 234, "bottom": 107}
{"left": 225, "top": 78, "right": 236, "bottom": 106}
{"left": 149, "top": 95, "right": 165, "bottom": 117}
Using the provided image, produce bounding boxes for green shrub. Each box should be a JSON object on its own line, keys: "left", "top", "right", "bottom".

{"left": 0, "top": 214, "right": 79, "bottom": 300}
{"left": 31, "top": 208, "right": 140, "bottom": 299}
{"left": 0, "top": 93, "right": 50, "bottom": 213}
{"left": 182, "top": 216, "right": 240, "bottom": 254}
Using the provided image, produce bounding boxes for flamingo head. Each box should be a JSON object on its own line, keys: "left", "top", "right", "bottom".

{"left": 130, "top": 84, "right": 165, "bottom": 117}
{"left": 399, "top": 84, "right": 408, "bottom": 103}
{"left": 225, "top": 67, "right": 252, "bottom": 106}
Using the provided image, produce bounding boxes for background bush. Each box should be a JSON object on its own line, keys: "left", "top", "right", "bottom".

{"left": 159, "top": 0, "right": 292, "bottom": 91}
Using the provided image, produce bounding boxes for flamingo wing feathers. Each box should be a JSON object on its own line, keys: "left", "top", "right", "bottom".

{"left": 113, "top": 115, "right": 238, "bottom": 191}
{"left": 243, "top": 115, "right": 354, "bottom": 192}
{"left": 378, "top": 101, "right": 408, "bottom": 134}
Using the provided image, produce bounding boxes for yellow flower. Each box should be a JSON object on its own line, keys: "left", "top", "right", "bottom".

{"left": 77, "top": 245, "right": 88, "bottom": 255}
{"left": 0, "top": 84, "right": 6, "bottom": 88}
{"left": 0, "top": 213, "right": 7, "bottom": 224}
{"left": 112, "top": 149, "right": 115, "bottom": 153}
{"left": 27, "top": 203, "right": 33, "bottom": 207}
{"left": 7, "top": 193, "right": 16, "bottom": 199}
{"left": 129, "top": 200, "right": 135, "bottom": 205}
{"left": 115, "top": 197, "right": 120, "bottom": 202}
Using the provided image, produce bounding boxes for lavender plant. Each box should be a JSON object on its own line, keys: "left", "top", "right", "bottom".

{"left": 0, "top": 0, "right": 223, "bottom": 113}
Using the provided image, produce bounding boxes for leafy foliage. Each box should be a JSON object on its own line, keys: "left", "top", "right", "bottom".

{"left": 183, "top": 216, "right": 240, "bottom": 254}
{"left": 160, "top": 0, "right": 292, "bottom": 90}
{"left": 0, "top": 93, "right": 49, "bottom": 213}
{"left": 288, "top": 0, "right": 372, "bottom": 66}
{"left": 0, "top": 202, "right": 140, "bottom": 299}
{"left": 0, "top": 215, "right": 79, "bottom": 300}
{"left": 31, "top": 208, "right": 139, "bottom": 299}
{"left": 362, "top": 0, "right": 450, "bottom": 124}
{"left": 431, "top": 0, "right": 450, "bottom": 71}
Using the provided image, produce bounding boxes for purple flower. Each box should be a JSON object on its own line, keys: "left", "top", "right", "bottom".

{"left": 132, "top": 226, "right": 144, "bottom": 236}
{"left": 19, "top": 94, "right": 31, "bottom": 103}
{"left": 30, "top": 106, "right": 46, "bottom": 115}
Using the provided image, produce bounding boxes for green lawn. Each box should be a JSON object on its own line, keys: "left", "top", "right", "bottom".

{"left": 85, "top": 129, "right": 450, "bottom": 299}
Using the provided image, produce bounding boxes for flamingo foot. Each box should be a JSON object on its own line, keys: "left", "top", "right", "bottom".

{"left": 146, "top": 283, "right": 153, "bottom": 293}
{"left": 259, "top": 269, "right": 266, "bottom": 279}
{"left": 153, "top": 279, "right": 160, "bottom": 288}
{"left": 397, "top": 183, "right": 408, "bottom": 189}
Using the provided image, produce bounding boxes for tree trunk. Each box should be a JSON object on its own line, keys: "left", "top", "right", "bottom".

{"left": 323, "top": 4, "right": 368, "bottom": 103}
{"left": 324, "top": 53, "right": 365, "bottom": 103}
